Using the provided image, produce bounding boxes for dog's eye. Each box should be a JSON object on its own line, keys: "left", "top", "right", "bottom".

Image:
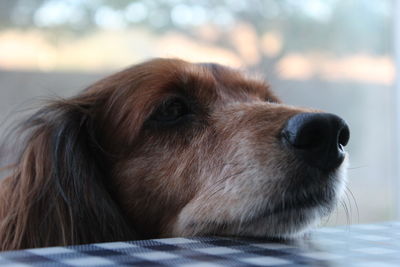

{"left": 151, "top": 98, "right": 191, "bottom": 124}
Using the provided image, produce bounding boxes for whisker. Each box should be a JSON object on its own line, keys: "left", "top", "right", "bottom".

{"left": 345, "top": 186, "right": 359, "bottom": 224}
{"left": 347, "top": 165, "right": 368, "bottom": 170}
{"left": 340, "top": 200, "right": 350, "bottom": 226}
{"left": 343, "top": 190, "right": 352, "bottom": 225}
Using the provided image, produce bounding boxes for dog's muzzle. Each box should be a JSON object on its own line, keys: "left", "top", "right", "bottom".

{"left": 281, "top": 113, "right": 350, "bottom": 171}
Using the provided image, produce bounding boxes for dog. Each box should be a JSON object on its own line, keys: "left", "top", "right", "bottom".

{"left": 0, "top": 58, "right": 349, "bottom": 250}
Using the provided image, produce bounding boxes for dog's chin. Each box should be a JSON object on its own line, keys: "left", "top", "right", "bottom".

{"left": 207, "top": 157, "right": 348, "bottom": 239}
{"left": 215, "top": 207, "right": 325, "bottom": 239}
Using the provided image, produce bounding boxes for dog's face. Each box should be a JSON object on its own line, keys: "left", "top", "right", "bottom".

{"left": 89, "top": 59, "right": 349, "bottom": 239}
{"left": 0, "top": 58, "right": 350, "bottom": 250}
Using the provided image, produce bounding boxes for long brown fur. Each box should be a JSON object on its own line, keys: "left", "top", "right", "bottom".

{"left": 0, "top": 59, "right": 203, "bottom": 250}
{"left": 0, "top": 98, "right": 136, "bottom": 250}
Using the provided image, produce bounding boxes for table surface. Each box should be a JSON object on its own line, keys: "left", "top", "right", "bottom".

{"left": 0, "top": 221, "right": 399, "bottom": 267}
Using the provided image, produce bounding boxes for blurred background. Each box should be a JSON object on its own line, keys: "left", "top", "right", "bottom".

{"left": 0, "top": 0, "right": 397, "bottom": 226}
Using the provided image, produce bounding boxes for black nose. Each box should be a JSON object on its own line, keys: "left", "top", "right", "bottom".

{"left": 281, "top": 113, "right": 350, "bottom": 171}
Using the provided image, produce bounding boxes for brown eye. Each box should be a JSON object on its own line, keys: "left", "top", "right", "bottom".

{"left": 151, "top": 98, "right": 191, "bottom": 123}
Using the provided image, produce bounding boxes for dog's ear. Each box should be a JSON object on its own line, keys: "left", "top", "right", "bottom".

{"left": 0, "top": 96, "right": 136, "bottom": 250}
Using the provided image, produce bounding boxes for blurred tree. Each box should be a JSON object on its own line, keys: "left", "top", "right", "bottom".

{"left": 0, "top": 0, "right": 392, "bottom": 77}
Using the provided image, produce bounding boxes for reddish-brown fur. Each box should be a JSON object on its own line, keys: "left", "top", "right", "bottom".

{"left": 0, "top": 58, "right": 345, "bottom": 251}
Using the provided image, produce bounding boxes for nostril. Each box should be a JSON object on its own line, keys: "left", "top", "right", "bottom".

{"left": 338, "top": 124, "right": 350, "bottom": 148}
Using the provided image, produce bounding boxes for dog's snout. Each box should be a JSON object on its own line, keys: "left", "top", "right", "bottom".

{"left": 281, "top": 113, "right": 350, "bottom": 171}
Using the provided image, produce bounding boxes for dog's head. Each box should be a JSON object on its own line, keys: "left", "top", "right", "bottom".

{"left": 0, "top": 58, "right": 349, "bottom": 249}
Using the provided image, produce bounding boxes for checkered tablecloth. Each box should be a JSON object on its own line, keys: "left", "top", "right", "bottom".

{"left": 0, "top": 221, "right": 399, "bottom": 266}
